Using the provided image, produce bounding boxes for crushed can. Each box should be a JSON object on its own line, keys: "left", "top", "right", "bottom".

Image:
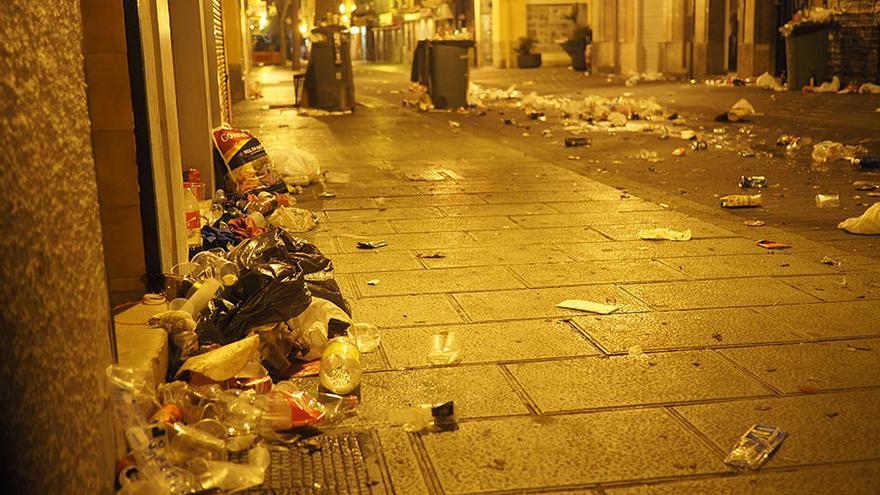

{"left": 691, "top": 140, "right": 708, "bottom": 151}
{"left": 724, "top": 424, "right": 788, "bottom": 470}
{"left": 720, "top": 194, "right": 762, "bottom": 208}
{"left": 564, "top": 137, "right": 590, "bottom": 147}
{"left": 672, "top": 147, "right": 687, "bottom": 156}
{"left": 739, "top": 176, "right": 768, "bottom": 188}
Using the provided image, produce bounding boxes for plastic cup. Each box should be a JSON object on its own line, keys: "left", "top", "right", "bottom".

{"left": 427, "top": 331, "right": 462, "bottom": 365}
{"left": 168, "top": 298, "right": 194, "bottom": 314}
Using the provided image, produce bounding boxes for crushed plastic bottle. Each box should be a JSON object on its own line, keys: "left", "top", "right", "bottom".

{"left": 724, "top": 424, "right": 788, "bottom": 470}
{"left": 319, "top": 336, "right": 362, "bottom": 395}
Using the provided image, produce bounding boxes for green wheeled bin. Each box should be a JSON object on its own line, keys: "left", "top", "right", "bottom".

{"left": 411, "top": 40, "right": 474, "bottom": 109}
{"left": 784, "top": 25, "right": 830, "bottom": 91}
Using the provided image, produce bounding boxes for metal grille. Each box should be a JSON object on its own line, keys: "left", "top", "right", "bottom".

{"left": 230, "top": 430, "right": 389, "bottom": 494}
{"left": 212, "top": 0, "right": 232, "bottom": 124}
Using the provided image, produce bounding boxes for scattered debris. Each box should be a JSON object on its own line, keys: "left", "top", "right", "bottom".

{"left": 724, "top": 424, "right": 788, "bottom": 470}
{"left": 366, "top": 279, "right": 380, "bottom": 286}
{"left": 853, "top": 181, "right": 879, "bottom": 191}
{"left": 672, "top": 147, "right": 687, "bottom": 157}
{"left": 720, "top": 194, "right": 763, "bottom": 208}
{"left": 743, "top": 220, "right": 766, "bottom": 227}
{"left": 757, "top": 240, "right": 791, "bottom": 250}
{"left": 556, "top": 299, "right": 619, "bottom": 314}
{"left": 811, "top": 140, "right": 866, "bottom": 164}
{"left": 318, "top": 192, "right": 337, "bottom": 198}
{"left": 416, "top": 252, "right": 446, "bottom": 259}
{"left": 739, "top": 176, "right": 768, "bottom": 189}
{"left": 820, "top": 256, "right": 841, "bottom": 266}
{"left": 815, "top": 194, "right": 840, "bottom": 208}
{"left": 565, "top": 137, "right": 591, "bottom": 147}
{"left": 638, "top": 228, "right": 692, "bottom": 241}
{"left": 357, "top": 240, "right": 388, "bottom": 249}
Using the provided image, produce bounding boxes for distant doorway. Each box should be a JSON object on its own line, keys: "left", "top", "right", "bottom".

{"left": 726, "top": 0, "right": 739, "bottom": 73}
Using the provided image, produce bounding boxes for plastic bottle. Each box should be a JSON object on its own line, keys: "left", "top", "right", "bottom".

{"left": 319, "top": 336, "right": 362, "bottom": 395}
{"left": 184, "top": 185, "right": 202, "bottom": 251}
{"left": 253, "top": 390, "right": 326, "bottom": 430}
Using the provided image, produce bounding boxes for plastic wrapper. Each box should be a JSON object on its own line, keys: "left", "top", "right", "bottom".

{"left": 724, "top": 424, "right": 787, "bottom": 469}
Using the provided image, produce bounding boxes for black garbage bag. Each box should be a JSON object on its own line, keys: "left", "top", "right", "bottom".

{"left": 228, "top": 228, "right": 351, "bottom": 315}
{"left": 197, "top": 262, "right": 311, "bottom": 346}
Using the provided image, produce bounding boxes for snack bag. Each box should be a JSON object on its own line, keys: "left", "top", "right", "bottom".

{"left": 212, "top": 126, "right": 282, "bottom": 194}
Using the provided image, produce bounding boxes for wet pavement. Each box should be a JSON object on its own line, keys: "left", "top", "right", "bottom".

{"left": 233, "top": 64, "right": 880, "bottom": 494}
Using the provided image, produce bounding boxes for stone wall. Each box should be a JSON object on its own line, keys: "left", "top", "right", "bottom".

{"left": 0, "top": 1, "right": 116, "bottom": 493}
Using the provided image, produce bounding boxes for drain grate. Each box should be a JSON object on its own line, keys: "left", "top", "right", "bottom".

{"left": 231, "top": 430, "right": 389, "bottom": 494}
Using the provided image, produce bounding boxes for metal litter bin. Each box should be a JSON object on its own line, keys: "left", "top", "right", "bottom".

{"left": 302, "top": 25, "right": 355, "bottom": 111}
{"left": 784, "top": 26, "right": 830, "bottom": 91}
{"left": 411, "top": 40, "right": 474, "bottom": 109}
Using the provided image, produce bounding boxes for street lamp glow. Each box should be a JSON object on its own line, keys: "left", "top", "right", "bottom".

{"left": 298, "top": 22, "right": 308, "bottom": 35}
{"left": 338, "top": 3, "right": 346, "bottom": 14}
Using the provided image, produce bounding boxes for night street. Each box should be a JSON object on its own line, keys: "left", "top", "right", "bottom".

{"left": 231, "top": 64, "right": 880, "bottom": 493}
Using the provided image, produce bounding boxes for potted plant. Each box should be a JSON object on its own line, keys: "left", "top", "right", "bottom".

{"left": 558, "top": 8, "right": 592, "bottom": 71}
{"left": 514, "top": 37, "right": 542, "bottom": 68}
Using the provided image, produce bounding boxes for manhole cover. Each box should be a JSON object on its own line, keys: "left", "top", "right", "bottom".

{"left": 231, "top": 430, "right": 389, "bottom": 494}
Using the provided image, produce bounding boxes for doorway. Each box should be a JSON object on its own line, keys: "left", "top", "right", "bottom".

{"left": 725, "top": 0, "right": 739, "bottom": 73}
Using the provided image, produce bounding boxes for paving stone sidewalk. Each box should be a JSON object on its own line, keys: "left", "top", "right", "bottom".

{"left": 234, "top": 66, "right": 880, "bottom": 494}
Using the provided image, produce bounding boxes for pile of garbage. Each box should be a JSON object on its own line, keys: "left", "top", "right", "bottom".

{"left": 469, "top": 83, "right": 670, "bottom": 131}
{"left": 110, "top": 127, "right": 390, "bottom": 494}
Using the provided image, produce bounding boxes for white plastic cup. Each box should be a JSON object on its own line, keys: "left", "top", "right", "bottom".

{"left": 185, "top": 278, "right": 221, "bottom": 316}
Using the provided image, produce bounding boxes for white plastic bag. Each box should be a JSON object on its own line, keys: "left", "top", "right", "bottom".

{"left": 755, "top": 72, "right": 784, "bottom": 91}
{"left": 273, "top": 148, "right": 321, "bottom": 185}
{"left": 287, "top": 298, "right": 352, "bottom": 360}
{"left": 839, "top": 203, "right": 880, "bottom": 235}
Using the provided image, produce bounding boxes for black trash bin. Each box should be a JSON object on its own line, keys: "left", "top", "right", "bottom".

{"left": 784, "top": 25, "right": 830, "bottom": 91}
{"left": 411, "top": 39, "right": 474, "bottom": 109}
{"left": 302, "top": 25, "right": 355, "bottom": 111}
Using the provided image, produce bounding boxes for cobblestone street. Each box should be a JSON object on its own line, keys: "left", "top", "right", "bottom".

{"left": 231, "top": 65, "right": 880, "bottom": 493}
